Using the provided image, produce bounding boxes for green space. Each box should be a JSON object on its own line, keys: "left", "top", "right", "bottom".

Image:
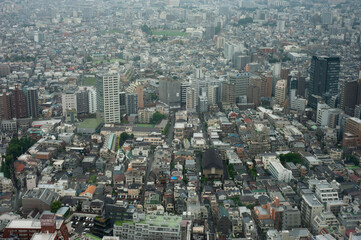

{"left": 82, "top": 76, "right": 96, "bottom": 86}
{"left": 136, "top": 124, "right": 155, "bottom": 128}
{"left": 150, "top": 111, "right": 167, "bottom": 124}
{"left": 346, "top": 166, "right": 360, "bottom": 170}
{"left": 152, "top": 30, "right": 188, "bottom": 37}
{"left": 77, "top": 118, "right": 103, "bottom": 129}
{"left": 163, "top": 121, "right": 170, "bottom": 135}
{"left": 279, "top": 152, "right": 303, "bottom": 165}
{"left": 115, "top": 220, "right": 135, "bottom": 226}
{"left": 1, "top": 137, "right": 35, "bottom": 179}
{"left": 85, "top": 233, "right": 101, "bottom": 240}
{"left": 50, "top": 201, "right": 62, "bottom": 213}
{"left": 119, "top": 132, "right": 134, "bottom": 147}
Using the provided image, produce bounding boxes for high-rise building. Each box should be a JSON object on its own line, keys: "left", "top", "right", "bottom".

{"left": 198, "top": 94, "right": 208, "bottom": 113}
{"left": 275, "top": 80, "right": 287, "bottom": 105}
{"left": 125, "top": 93, "right": 138, "bottom": 115}
{"left": 88, "top": 87, "right": 97, "bottom": 114}
{"left": 11, "top": 86, "right": 28, "bottom": 119}
{"left": 62, "top": 90, "right": 77, "bottom": 116}
{"left": 186, "top": 88, "right": 198, "bottom": 113}
{"left": 0, "top": 91, "right": 12, "bottom": 120}
{"left": 76, "top": 90, "right": 89, "bottom": 115}
{"left": 207, "top": 85, "right": 219, "bottom": 105}
{"left": 309, "top": 56, "right": 340, "bottom": 103}
{"left": 228, "top": 72, "right": 250, "bottom": 102}
{"left": 136, "top": 86, "right": 144, "bottom": 108}
{"left": 0, "top": 64, "right": 10, "bottom": 77}
{"left": 247, "top": 85, "right": 260, "bottom": 106}
{"left": 343, "top": 117, "right": 361, "bottom": 148}
{"left": 119, "top": 92, "right": 126, "bottom": 115}
{"left": 297, "top": 76, "right": 306, "bottom": 98}
{"left": 159, "top": 78, "right": 181, "bottom": 107}
{"left": 103, "top": 74, "right": 121, "bottom": 123}
{"left": 25, "top": 88, "right": 39, "bottom": 118}
{"left": 221, "top": 82, "right": 236, "bottom": 104}
{"left": 340, "top": 79, "right": 361, "bottom": 116}
{"left": 355, "top": 105, "right": 361, "bottom": 119}
{"left": 96, "top": 74, "right": 105, "bottom": 119}
{"left": 180, "top": 82, "right": 191, "bottom": 108}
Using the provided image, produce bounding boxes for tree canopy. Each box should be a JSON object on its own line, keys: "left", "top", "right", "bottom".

{"left": 151, "top": 111, "right": 167, "bottom": 124}
{"left": 50, "top": 201, "right": 62, "bottom": 213}
{"left": 279, "top": 152, "right": 303, "bottom": 165}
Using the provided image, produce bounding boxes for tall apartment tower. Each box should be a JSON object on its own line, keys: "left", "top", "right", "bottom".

{"left": 88, "top": 87, "right": 97, "bottom": 114}
{"left": 11, "top": 86, "right": 28, "bottom": 119}
{"left": 309, "top": 56, "right": 340, "bottom": 101}
{"left": 180, "top": 82, "right": 191, "bottom": 108}
{"left": 103, "top": 74, "right": 121, "bottom": 123}
{"left": 25, "top": 88, "right": 39, "bottom": 118}
{"left": 125, "top": 93, "right": 138, "bottom": 115}
{"left": 207, "top": 85, "right": 219, "bottom": 105}
{"left": 159, "top": 78, "right": 181, "bottom": 107}
{"left": 76, "top": 90, "right": 89, "bottom": 115}
{"left": 221, "top": 82, "right": 236, "bottom": 104}
{"left": 0, "top": 91, "right": 12, "bottom": 120}
{"left": 340, "top": 79, "right": 361, "bottom": 116}
{"left": 186, "top": 88, "right": 198, "bottom": 113}
{"left": 62, "top": 90, "right": 77, "bottom": 116}
{"left": 96, "top": 74, "right": 104, "bottom": 119}
{"left": 275, "top": 80, "right": 287, "bottom": 105}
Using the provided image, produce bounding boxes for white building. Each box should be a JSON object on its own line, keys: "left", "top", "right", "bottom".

{"left": 186, "top": 87, "right": 198, "bottom": 113}
{"left": 103, "top": 74, "right": 121, "bottom": 123}
{"left": 316, "top": 103, "right": 330, "bottom": 126}
{"left": 207, "top": 85, "right": 218, "bottom": 105}
{"left": 268, "top": 159, "right": 292, "bottom": 182}
{"left": 275, "top": 80, "right": 287, "bottom": 105}
{"left": 315, "top": 181, "right": 339, "bottom": 203}
{"left": 88, "top": 87, "right": 97, "bottom": 114}
{"left": 301, "top": 194, "right": 324, "bottom": 227}
{"left": 62, "top": 91, "right": 77, "bottom": 116}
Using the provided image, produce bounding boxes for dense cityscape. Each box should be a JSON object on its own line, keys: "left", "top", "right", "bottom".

{"left": 0, "top": 0, "right": 361, "bottom": 239}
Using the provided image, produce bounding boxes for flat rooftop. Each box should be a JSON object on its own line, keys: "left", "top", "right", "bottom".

{"left": 78, "top": 118, "right": 103, "bottom": 129}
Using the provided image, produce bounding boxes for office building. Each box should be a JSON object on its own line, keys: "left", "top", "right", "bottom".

{"left": 340, "top": 79, "right": 361, "bottom": 116}
{"left": 247, "top": 85, "right": 260, "bottom": 106}
{"left": 301, "top": 194, "right": 324, "bottom": 226}
{"left": 103, "top": 74, "right": 121, "bottom": 123}
{"left": 221, "top": 82, "right": 236, "bottom": 104}
{"left": 275, "top": 80, "right": 287, "bottom": 105}
{"left": 25, "top": 88, "right": 39, "bottom": 118}
{"left": 355, "top": 105, "right": 361, "bottom": 119}
{"left": 268, "top": 160, "right": 292, "bottom": 182}
{"left": 180, "top": 82, "right": 191, "bottom": 108}
{"left": 136, "top": 86, "right": 144, "bottom": 108}
{"left": 309, "top": 56, "right": 340, "bottom": 103}
{"left": 186, "top": 87, "right": 197, "bottom": 113}
{"left": 228, "top": 72, "right": 250, "bottom": 102}
{"left": 125, "top": 93, "right": 138, "bottom": 115}
{"left": 113, "top": 213, "right": 182, "bottom": 240}
{"left": 159, "top": 78, "right": 181, "bottom": 107}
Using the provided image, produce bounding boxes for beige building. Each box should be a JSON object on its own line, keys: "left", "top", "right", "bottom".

{"left": 275, "top": 80, "right": 287, "bottom": 105}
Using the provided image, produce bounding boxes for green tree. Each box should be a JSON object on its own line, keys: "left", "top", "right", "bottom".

{"left": 279, "top": 153, "right": 303, "bottom": 165}
{"left": 141, "top": 24, "right": 152, "bottom": 35}
{"left": 50, "top": 201, "right": 62, "bottom": 213}
{"left": 151, "top": 112, "right": 166, "bottom": 124}
{"left": 86, "top": 56, "right": 93, "bottom": 62}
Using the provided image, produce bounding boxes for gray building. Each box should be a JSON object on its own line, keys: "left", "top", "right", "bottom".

{"left": 76, "top": 90, "right": 89, "bottom": 114}
{"left": 125, "top": 93, "right": 138, "bottom": 115}
{"left": 282, "top": 205, "right": 301, "bottom": 230}
{"left": 228, "top": 72, "right": 250, "bottom": 103}
{"left": 22, "top": 188, "right": 59, "bottom": 212}
{"left": 25, "top": 88, "right": 39, "bottom": 118}
{"left": 159, "top": 78, "right": 181, "bottom": 107}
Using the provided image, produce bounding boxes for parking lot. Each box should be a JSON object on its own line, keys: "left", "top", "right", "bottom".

{"left": 69, "top": 216, "right": 94, "bottom": 236}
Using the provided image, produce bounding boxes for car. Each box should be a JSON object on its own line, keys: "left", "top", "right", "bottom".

{"left": 75, "top": 221, "right": 79, "bottom": 225}
{"left": 83, "top": 222, "right": 86, "bottom": 227}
